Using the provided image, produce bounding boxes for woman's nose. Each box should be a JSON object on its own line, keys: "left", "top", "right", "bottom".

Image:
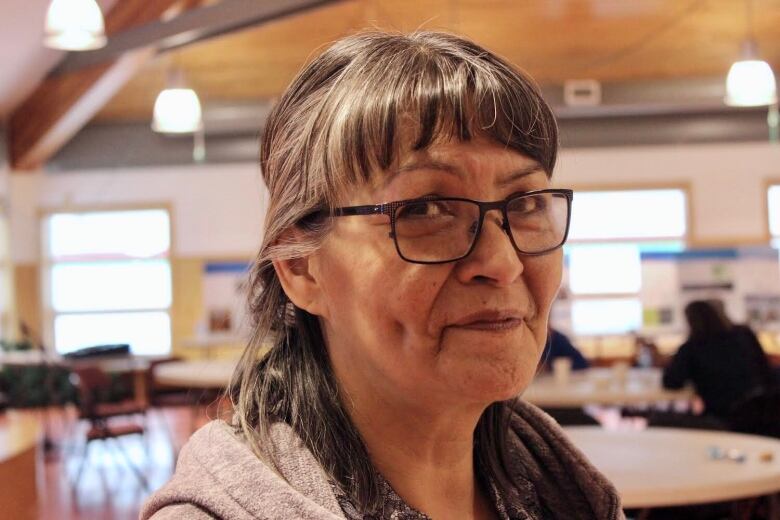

{"left": 456, "top": 213, "right": 524, "bottom": 286}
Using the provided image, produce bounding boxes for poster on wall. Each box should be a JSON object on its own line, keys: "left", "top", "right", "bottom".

{"left": 677, "top": 251, "right": 735, "bottom": 292}
{"left": 744, "top": 295, "right": 780, "bottom": 328}
{"left": 640, "top": 254, "right": 679, "bottom": 331}
{"left": 677, "top": 249, "right": 740, "bottom": 318}
{"left": 201, "top": 261, "right": 252, "bottom": 338}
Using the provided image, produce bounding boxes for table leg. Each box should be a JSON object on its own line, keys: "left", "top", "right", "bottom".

{"left": 132, "top": 369, "right": 148, "bottom": 408}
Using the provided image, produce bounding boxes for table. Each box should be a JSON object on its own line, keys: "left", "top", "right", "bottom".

{"left": 564, "top": 426, "right": 780, "bottom": 509}
{"left": 153, "top": 359, "right": 239, "bottom": 389}
{"left": 522, "top": 368, "right": 695, "bottom": 407}
{"left": 0, "top": 350, "right": 56, "bottom": 366}
{"left": 0, "top": 412, "right": 40, "bottom": 520}
{"left": 152, "top": 364, "right": 695, "bottom": 407}
{"left": 0, "top": 351, "right": 156, "bottom": 406}
{"left": 180, "top": 333, "right": 245, "bottom": 359}
{"left": 69, "top": 356, "right": 153, "bottom": 406}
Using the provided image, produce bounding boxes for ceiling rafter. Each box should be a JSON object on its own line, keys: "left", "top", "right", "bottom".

{"left": 7, "top": 0, "right": 189, "bottom": 171}
{"left": 8, "top": 0, "right": 338, "bottom": 171}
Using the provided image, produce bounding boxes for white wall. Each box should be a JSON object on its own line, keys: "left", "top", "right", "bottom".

{"left": 555, "top": 142, "right": 780, "bottom": 245}
{"left": 9, "top": 163, "right": 267, "bottom": 263}
{"left": 7, "top": 141, "right": 780, "bottom": 263}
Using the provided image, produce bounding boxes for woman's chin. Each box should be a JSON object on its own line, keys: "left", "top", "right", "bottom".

{"left": 448, "top": 365, "right": 536, "bottom": 405}
{"left": 434, "top": 343, "right": 540, "bottom": 405}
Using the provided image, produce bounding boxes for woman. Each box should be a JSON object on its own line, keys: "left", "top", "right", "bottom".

{"left": 143, "top": 31, "right": 622, "bottom": 519}
{"left": 663, "top": 300, "right": 775, "bottom": 420}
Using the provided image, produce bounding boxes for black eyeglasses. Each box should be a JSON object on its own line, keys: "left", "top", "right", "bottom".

{"left": 328, "top": 189, "right": 573, "bottom": 264}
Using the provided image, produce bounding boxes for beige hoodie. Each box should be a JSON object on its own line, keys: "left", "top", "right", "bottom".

{"left": 141, "top": 399, "right": 624, "bottom": 520}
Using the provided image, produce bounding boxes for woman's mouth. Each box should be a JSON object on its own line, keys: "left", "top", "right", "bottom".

{"left": 454, "top": 317, "right": 524, "bottom": 331}
{"left": 449, "top": 310, "right": 525, "bottom": 332}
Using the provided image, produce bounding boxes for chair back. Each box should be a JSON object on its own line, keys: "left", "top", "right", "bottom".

{"left": 727, "top": 388, "right": 780, "bottom": 438}
{"left": 70, "top": 366, "right": 112, "bottom": 419}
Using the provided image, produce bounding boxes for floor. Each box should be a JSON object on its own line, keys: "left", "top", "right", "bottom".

{"left": 17, "top": 403, "right": 227, "bottom": 520}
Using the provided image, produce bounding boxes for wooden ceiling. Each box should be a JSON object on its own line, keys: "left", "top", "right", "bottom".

{"left": 96, "top": 0, "right": 780, "bottom": 121}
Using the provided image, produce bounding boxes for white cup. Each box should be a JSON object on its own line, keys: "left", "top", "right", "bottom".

{"left": 552, "top": 357, "right": 572, "bottom": 385}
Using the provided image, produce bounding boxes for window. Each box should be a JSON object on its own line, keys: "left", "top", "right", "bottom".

{"left": 571, "top": 298, "right": 643, "bottom": 336}
{"left": 568, "top": 243, "right": 642, "bottom": 295}
{"left": 563, "top": 189, "right": 687, "bottom": 336}
{"left": 0, "top": 213, "right": 12, "bottom": 339}
{"left": 568, "top": 189, "right": 687, "bottom": 242}
{"left": 768, "top": 185, "right": 780, "bottom": 247}
{"left": 42, "top": 209, "right": 172, "bottom": 355}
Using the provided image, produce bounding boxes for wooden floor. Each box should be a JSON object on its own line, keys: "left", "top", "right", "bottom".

{"left": 8, "top": 404, "right": 224, "bottom": 520}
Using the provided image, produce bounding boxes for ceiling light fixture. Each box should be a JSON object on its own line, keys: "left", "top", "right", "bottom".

{"left": 725, "top": 1, "right": 777, "bottom": 107}
{"left": 44, "top": 0, "right": 107, "bottom": 51}
{"left": 152, "top": 70, "right": 203, "bottom": 134}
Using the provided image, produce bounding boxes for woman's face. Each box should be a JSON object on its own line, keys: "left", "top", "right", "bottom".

{"left": 309, "top": 138, "right": 563, "bottom": 412}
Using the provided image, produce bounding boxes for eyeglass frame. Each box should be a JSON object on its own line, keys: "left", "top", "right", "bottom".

{"left": 325, "top": 188, "right": 574, "bottom": 265}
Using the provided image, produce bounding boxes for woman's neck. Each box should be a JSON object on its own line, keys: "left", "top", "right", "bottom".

{"left": 347, "top": 390, "right": 497, "bottom": 519}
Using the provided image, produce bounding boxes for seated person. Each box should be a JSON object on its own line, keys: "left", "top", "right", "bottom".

{"left": 541, "top": 327, "right": 590, "bottom": 371}
{"left": 663, "top": 300, "right": 775, "bottom": 420}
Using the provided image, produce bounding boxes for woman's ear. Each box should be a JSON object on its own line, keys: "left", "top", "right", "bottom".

{"left": 272, "top": 230, "right": 326, "bottom": 318}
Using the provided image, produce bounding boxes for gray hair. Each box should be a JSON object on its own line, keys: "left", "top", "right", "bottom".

{"left": 231, "top": 30, "right": 558, "bottom": 513}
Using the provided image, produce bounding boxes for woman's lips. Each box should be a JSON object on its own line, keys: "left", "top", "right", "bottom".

{"left": 448, "top": 310, "right": 525, "bottom": 331}
{"left": 453, "top": 317, "right": 524, "bottom": 331}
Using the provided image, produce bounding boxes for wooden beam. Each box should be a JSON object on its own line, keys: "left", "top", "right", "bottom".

{"left": 55, "top": 0, "right": 342, "bottom": 75}
{"left": 8, "top": 0, "right": 187, "bottom": 171}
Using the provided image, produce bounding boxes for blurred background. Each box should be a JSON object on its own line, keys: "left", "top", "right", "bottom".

{"left": 1, "top": 1, "right": 779, "bottom": 519}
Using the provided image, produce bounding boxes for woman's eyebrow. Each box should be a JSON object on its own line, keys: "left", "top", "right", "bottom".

{"left": 383, "top": 159, "right": 462, "bottom": 187}
{"left": 394, "top": 159, "right": 460, "bottom": 177}
{"left": 497, "top": 163, "right": 545, "bottom": 187}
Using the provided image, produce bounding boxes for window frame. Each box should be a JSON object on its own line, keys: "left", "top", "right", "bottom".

{"left": 39, "top": 203, "right": 175, "bottom": 356}
{"left": 562, "top": 183, "right": 691, "bottom": 337}
{"left": 0, "top": 207, "right": 14, "bottom": 339}
{"left": 765, "top": 181, "right": 780, "bottom": 246}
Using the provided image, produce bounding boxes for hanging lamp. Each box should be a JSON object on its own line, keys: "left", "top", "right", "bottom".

{"left": 44, "top": 0, "right": 107, "bottom": 51}
{"left": 725, "top": 1, "right": 777, "bottom": 107}
{"left": 152, "top": 70, "right": 203, "bottom": 134}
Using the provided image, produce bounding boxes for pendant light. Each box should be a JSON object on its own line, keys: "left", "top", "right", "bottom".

{"left": 152, "top": 69, "right": 203, "bottom": 134}
{"left": 44, "top": 0, "right": 107, "bottom": 51}
{"left": 725, "top": 0, "right": 777, "bottom": 107}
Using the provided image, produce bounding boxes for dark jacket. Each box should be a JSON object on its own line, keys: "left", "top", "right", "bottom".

{"left": 543, "top": 329, "right": 590, "bottom": 371}
{"left": 663, "top": 325, "right": 775, "bottom": 418}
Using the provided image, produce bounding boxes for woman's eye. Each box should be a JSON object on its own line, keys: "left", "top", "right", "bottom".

{"left": 511, "top": 195, "right": 546, "bottom": 214}
{"left": 398, "top": 200, "right": 449, "bottom": 219}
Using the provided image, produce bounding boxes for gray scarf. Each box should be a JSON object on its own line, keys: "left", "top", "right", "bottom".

{"left": 141, "top": 399, "right": 623, "bottom": 520}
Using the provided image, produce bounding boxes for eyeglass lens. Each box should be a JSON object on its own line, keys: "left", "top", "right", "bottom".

{"left": 393, "top": 193, "right": 569, "bottom": 262}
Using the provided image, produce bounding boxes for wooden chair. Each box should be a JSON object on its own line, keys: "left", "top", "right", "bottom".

{"left": 69, "top": 365, "right": 148, "bottom": 490}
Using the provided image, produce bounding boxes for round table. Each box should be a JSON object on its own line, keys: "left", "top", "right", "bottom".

{"left": 564, "top": 426, "right": 780, "bottom": 509}
{"left": 153, "top": 359, "right": 239, "bottom": 389}
{"left": 522, "top": 368, "right": 695, "bottom": 407}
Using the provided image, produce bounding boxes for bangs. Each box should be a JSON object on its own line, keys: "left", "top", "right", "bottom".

{"left": 317, "top": 32, "right": 558, "bottom": 200}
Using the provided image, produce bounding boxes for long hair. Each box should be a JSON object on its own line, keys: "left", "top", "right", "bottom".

{"left": 231, "top": 30, "right": 558, "bottom": 513}
{"left": 684, "top": 300, "right": 733, "bottom": 342}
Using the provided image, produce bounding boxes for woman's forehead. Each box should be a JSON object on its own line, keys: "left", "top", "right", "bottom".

{"left": 376, "top": 138, "right": 546, "bottom": 190}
